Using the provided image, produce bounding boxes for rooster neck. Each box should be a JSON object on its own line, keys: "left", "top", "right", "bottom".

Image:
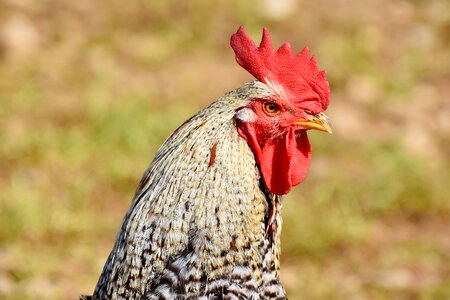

{"left": 94, "top": 84, "right": 286, "bottom": 299}
{"left": 138, "top": 92, "right": 274, "bottom": 249}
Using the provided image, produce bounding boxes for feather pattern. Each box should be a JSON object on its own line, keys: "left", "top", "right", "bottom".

{"left": 91, "top": 82, "right": 287, "bottom": 299}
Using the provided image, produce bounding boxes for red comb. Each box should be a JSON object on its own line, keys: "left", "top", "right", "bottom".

{"left": 230, "top": 27, "right": 330, "bottom": 111}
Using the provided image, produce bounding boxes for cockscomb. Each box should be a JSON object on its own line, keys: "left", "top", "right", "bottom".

{"left": 230, "top": 27, "right": 330, "bottom": 114}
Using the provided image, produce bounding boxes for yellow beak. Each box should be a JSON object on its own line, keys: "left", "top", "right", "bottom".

{"left": 295, "top": 112, "right": 332, "bottom": 134}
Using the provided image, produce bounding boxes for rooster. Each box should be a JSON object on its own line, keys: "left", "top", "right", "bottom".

{"left": 86, "top": 27, "right": 331, "bottom": 299}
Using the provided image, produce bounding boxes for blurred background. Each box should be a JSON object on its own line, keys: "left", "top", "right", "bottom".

{"left": 0, "top": 0, "right": 449, "bottom": 299}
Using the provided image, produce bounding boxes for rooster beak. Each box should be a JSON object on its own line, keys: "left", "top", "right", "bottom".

{"left": 295, "top": 112, "right": 332, "bottom": 134}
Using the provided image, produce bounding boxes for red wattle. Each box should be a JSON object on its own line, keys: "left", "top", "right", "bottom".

{"left": 238, "top": 123, "right": 312, "bottom": 195}
{"left": 260, "top": 128, "right": 311, "bottom": 195}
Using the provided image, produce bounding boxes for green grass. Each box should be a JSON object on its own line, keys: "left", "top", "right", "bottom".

{"left": 0, "top": 1, "right": 449, "bottom": 299}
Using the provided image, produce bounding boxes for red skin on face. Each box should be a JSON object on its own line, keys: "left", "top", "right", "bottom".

{"left": 231, "top": 27, "right": 330, "bottom": 195}
{"left": 237, "top": 99, "right": 312, "bottom": 195}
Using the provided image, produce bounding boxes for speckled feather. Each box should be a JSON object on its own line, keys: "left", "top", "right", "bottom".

{"left": 88, "top": 82, "right": 287, "bottom": 300}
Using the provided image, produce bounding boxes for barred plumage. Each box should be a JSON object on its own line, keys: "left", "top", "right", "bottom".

{"left": 85, "top": 27, "right": 331, "bottom": 300}
{"left": 90, "top": 82, "right": 286, "bottom": 299}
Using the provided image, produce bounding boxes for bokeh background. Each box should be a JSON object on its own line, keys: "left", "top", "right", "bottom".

{"left": 1, "top": 0, "right": 449, "bottom": 299}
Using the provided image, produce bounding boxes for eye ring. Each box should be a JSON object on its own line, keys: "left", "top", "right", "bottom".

{"left": 263, "top": 102, "right": 279, "bottom": 114}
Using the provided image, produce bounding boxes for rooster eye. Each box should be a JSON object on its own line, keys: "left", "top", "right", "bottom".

{"left": 263, "top": 102, "right": 279, "bottom": 114}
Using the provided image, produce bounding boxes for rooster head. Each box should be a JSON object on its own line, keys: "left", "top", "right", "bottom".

{"left": 231, "top": 27, "right": 331, "bottom": 195}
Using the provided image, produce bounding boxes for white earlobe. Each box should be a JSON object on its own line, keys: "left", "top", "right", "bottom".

{"left": 236, "top": 108, "right": 256, "bottom": 123}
